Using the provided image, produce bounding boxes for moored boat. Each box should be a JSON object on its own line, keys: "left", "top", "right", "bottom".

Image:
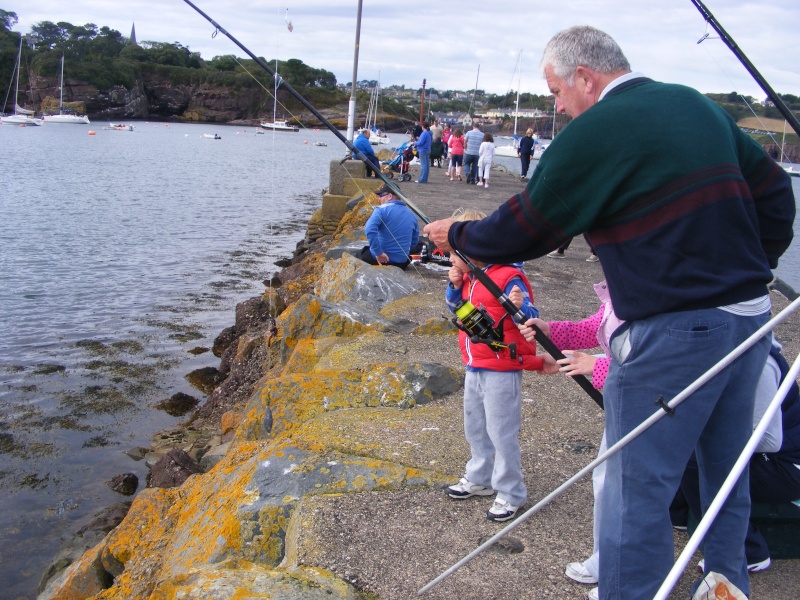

{"left": 44, "top": 56, "right": 90, "bottom": 124}
{"left": 1, "top": 37, "right": 42, "bottom": 126}
{"left": 46, "top": 114, "right": 90, "bottom": 124}
{"left": 260, "top": 120, "right": 299, "bottom": 132}
{"left": 103, "top": 123, "right": 134, "bottom": 131}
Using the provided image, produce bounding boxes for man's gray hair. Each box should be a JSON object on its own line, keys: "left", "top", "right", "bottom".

{"left": 540, "top": 25, "right": 630, "bottom": 85}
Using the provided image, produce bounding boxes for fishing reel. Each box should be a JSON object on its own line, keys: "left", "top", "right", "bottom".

{"left": 452, "top": 300, "right": 516, "bottom": 358}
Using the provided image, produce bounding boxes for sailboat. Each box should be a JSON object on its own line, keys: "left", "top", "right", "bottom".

{"left": 533, "top": 101, "right": 557, "bottom": 160}
{"left": 1, "top": 36, "right": 42, "bottom": 126}
{"left": 365, "top": 79, "right": 390, "bottom": 145}
{"left": 495, "top": 51, "right": 523, "bottom": 158}
{"left": 45, "top": 55, "right": 90, "bottom": 124}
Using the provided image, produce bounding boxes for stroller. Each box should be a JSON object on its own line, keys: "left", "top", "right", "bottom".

{"left": 381, "top": 141, "right": 414, "bottom": 181}
{"left": 430, "top": 139, "right": 445, "bottom": 168}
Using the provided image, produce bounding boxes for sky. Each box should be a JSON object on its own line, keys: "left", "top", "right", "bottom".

{"left": 7, "top": 0, "right": 799, "bottom": 100}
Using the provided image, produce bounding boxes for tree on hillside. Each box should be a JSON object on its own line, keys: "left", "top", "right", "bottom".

{"left": 278, "top": 58, "right": 336, "bottom": 88}
{"left": 1, "top": 8, "right": 18, "bottom": 32}
{"left": 210, "top": 54, "right": 239, "bottom": 71}
{"left": 137, "top": 41, "right": 202, "bottom": 68}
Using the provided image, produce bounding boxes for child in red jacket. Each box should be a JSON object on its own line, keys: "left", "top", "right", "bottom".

{"left": 444, "top": 209, "right": 542, "bottom": 522}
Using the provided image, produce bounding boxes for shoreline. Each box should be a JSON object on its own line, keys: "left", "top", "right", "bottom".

{"left": 39, "top": 160, "right": 800, "bottom": 599}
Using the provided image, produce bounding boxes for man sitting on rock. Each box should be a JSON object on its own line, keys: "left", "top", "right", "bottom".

{"left": 354, "top": 184, "right": 419, "bottom": 269}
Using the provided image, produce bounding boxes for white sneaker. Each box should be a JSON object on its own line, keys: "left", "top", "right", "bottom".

{"left": 696, "top": 557, "right": 771, "bottom": 573}
{"left": 587, "top": 587, "right": 599, "bottom": 600}
{"left": 565, "top": 561, "right": 598, "bottom": 584}
{"left": 484, "top": 183, "right": 489, "bottom": 188}
{"left": 447, "top": 477, "right": 494, "bottom": 499}
{"left": 547, "top": 250, "right": 566, "bottom": 258}
{"left": 586, "top": 254, "right": 599, "bottom": 262}
{"left": 487, "top": 498, "right": 520, "bottom": 522}
{"left": 476, "top": 181, "right": 483, "bottom": 186}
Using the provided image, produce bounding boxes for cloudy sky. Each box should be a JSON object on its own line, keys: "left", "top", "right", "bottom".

{"left": 8, "top": 0, "right": 799, "bottom": 99}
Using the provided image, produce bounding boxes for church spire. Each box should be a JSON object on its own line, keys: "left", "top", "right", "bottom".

{"left": 128, "top": 22, "right": 137, "bottom": 45}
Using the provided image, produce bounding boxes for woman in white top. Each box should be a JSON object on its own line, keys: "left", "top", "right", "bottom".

{"left": 477, "top": 133, "right": 495, "bottom": 188}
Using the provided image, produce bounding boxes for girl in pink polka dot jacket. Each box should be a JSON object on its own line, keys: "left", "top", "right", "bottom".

{"left": 519, "top": 280, "right": 622, "bottom": 390}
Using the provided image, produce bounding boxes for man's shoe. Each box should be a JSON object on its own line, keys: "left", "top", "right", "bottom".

{"left": 587, "top": 588, "right": 599, "bottom": 600}
{"left": 447, "top": 477, "right": 494, "bottom": 499}
{"left": 586, "top": 254, "right": 599, "bottom": 262}
{"left": 696, "top": 557, "right": 771, "bottom": 573}
{"left": 547, "top": 250, "right": 566, "bottom": 258}
{"left": 565, "top": 561, "right": 598, "bottom": 584}
{"left": 487, "top": 499, "right": 519, "bottom": 522}
{"left": 748, "top": 557, "right": 771, "bottom": 572}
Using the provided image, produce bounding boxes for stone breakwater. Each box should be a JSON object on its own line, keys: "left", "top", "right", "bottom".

{"left": 38, "top": 162, "right": 800, "bottom": 600}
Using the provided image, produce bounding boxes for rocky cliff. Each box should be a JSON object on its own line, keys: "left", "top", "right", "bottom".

{"left": 27, "top": 70, "right": 409, "bottom": 128}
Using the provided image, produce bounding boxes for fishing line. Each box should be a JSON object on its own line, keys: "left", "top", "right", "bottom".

{"left": 696, "top": 43, "right": 795, "bottom": 156}
{"left": 690, "top": 0, "right": 800, "bottom": 137}
{"left": 179, "top": 0, "right": 601, "bottom": 407}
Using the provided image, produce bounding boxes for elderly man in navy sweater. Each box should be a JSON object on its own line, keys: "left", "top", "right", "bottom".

{"left": 425, "top": 26, "right": 795, "bottom": 599}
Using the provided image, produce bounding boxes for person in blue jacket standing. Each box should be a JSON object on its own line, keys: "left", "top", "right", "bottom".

{"left": 415, "top": 122, "right": 432, "bottom": 183}
{"left": 354, "top": 129, "right": 380, "bottom": 178}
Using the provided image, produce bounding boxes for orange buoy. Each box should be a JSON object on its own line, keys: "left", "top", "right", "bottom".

{"left": 88, "top": 130, "right": 96, "bottom": 135}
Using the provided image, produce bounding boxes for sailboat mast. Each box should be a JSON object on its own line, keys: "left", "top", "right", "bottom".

{"left": 513, "top": 50, "right": 521, "bottom": 144}
{"left": 14, "top": 37, "right": 22, "bottom": 115}
{"left": 468, "top": 65, "right": 480, "bottom": 119}
{"left": 59, "top": 55, "right": 64, "bottom": 110}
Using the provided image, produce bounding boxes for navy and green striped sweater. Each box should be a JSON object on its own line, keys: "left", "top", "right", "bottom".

{"left": 450, "top": 77, "right": 795, "bottom": 322}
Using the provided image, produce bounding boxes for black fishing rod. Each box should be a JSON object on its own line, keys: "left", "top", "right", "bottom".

{"left": 180, "top": 0, "right": 603, "bottom": 409}
{"left": 690, "top": 0, "right": 800, "bottom": 138}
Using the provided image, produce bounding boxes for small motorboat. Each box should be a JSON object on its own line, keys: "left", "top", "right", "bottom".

{"left": 203, "top": 133, "right": 222, "bottom": 140}
{"left": 104, "top": 123, "right": 134, "bottom": 131}
{"left": 260, "top": 120, "right": 299, "bottom": 132}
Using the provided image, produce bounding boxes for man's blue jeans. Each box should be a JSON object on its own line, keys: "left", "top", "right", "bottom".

{"left": 417, "top": 151, "right": 430, "bottom": 182}
{"left": 598, "top": 307, "right": 770, "bottom": 599}
{"left": 464, "top": 153, "right": 478, "bottom": 183}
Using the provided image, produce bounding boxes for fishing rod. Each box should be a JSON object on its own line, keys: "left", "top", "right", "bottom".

{"left": 180, "top": 0, "right": 603, "bottom": 409}
{"left": 419, "top": 295, "right": 800, "bottom": 595}
{"left": 690, "top": 0, "right": 800, "bottom": 138}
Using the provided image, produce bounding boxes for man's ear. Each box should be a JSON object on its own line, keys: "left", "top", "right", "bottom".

{"left": 574, "top": 66, "right": 595, "bottom": 94}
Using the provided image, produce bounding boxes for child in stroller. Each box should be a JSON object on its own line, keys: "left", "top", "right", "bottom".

{"left": 381, "top": 141, "right": 415, "bottom": 181}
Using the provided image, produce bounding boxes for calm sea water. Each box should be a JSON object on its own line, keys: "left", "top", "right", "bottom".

{"left": 0, "top": 121, "right": 376, "bottom": 598}
{"left": 1, "top": 124, "right": 797, "bottom": 597}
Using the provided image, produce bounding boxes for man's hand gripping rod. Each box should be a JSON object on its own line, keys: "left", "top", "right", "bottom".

{"left": 180, "top": 0, "right": 602, "bottom": 409}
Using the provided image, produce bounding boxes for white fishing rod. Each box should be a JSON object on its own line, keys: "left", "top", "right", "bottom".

{"left": 655, "top": 349, "right": 800, "bottom": 600}
{"left": 418, "top": 295, "right": 800, "bottom": 595}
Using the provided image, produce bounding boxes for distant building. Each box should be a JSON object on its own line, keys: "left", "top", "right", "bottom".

{"left": 128, "top": 22, "right": 138, "bottom": 46}
{"left": 480, "top": 107, "right": 548, "bottom": 119}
